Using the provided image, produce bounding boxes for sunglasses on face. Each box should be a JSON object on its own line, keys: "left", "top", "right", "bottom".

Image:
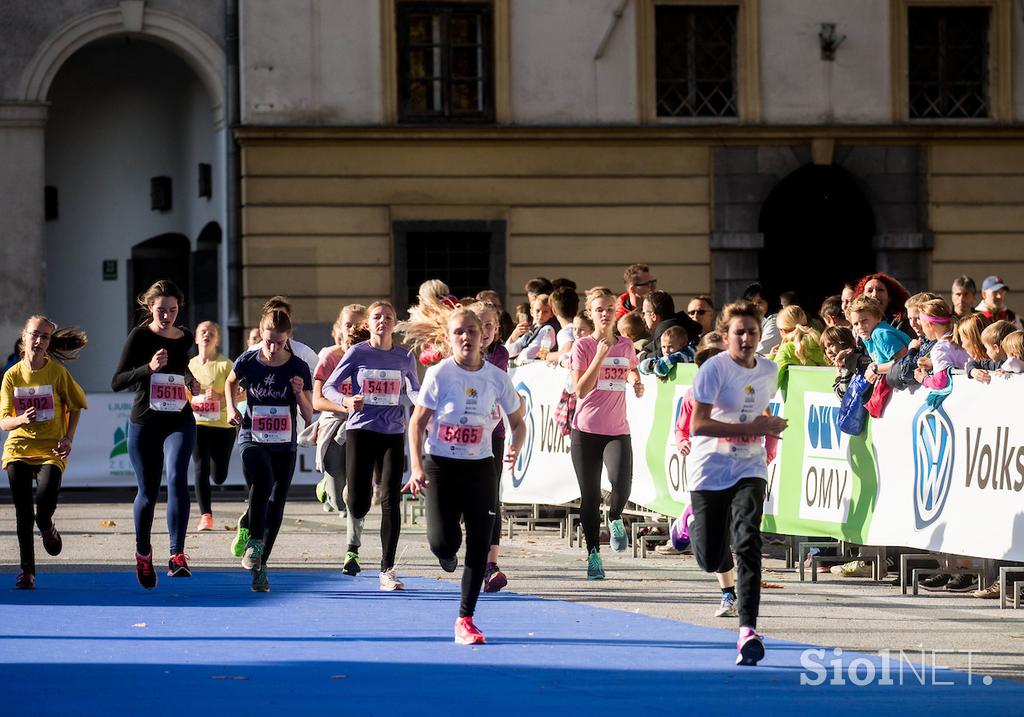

{"left": 688, "top": 309, "right": 709, "bottom": 316}
{"left": 632, "top": 280, "right": 657, "bottom": 289}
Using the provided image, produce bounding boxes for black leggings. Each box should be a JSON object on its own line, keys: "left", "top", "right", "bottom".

{"left": 240, "top": 444, "right": 296, "bottom": 565}
{"left": 346, "top": 428, "right": 404, "bottom": 571}
{"left": 690, "top": 477, "right": 766, "bottom": 629}
{"left": 6, "top": 462, "right": 62, "bottom": 573}
{"left": 424, "top": 454, "right": 497, "bottom": 618}
{"left": 192, "top": 425, "right": 236, "bottom": 515}
{"left": 490, "top": 433, "right": 504, "bottom": 547}
{"left": 570, "top": 429, "right": 632, "bottom": 552}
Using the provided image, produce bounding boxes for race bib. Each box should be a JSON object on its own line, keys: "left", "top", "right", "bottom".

{"left": 251, "top": 405, "right": 291, "bottom": 444}
{"left": 597, "top": 357, "right": 629, "bottom": 391}
{"left": 436, "top": 414, "right": 488, "bottom": 459}
{"left": 149, "top": 374, "right": 187, "bottom": 412}
{"left": 360, "top": 369, "right": 402, "bottom": 406}
{"left": 191, "top": 397, "right": 221, "bottom": 423}
{"left": 14, "top": 385, "right": 55, "bottom": 423}
{"left": 339, "top": 377, "right": 353, "bottom": 397}
{"left": 717, "top": 435, "right": 762, "bottom": 460}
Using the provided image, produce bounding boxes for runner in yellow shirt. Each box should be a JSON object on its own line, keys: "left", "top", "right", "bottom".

{"left": 0, "top": 316, "right": 88, "bottom": 589}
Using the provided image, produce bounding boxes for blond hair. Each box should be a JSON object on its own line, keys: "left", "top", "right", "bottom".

{"left": 1001, "top": 330, "right": 1024, "bottom": 360}
{"left": 905, "top": 292, "right": 939, "bottom": 310}
{"left": 847, "top": 295, "right": 885, "bottom": 320}
{"left": 981, "top": 319, "right": 1015, "bottom": 347}
{"left": 776, "top": 305, "right": 821, "bottom": 364}
{"left": 22, "top": 315, "right": 87, "bottom": 362}
{"left": 719, "top": 301, "right": 761, "bottom": 334}
{"left": 957, "top": 313, "right": 989, "bottom": 360}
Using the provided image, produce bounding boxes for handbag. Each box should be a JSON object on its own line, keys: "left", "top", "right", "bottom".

{"left": 838, "top": 372, "right": 872, "bottom": 436}
{"left": 554, "top": 389, "right": 576, "bottom": 437}
{"left": 864, "top": 373, "right": 893, "bottom": 419}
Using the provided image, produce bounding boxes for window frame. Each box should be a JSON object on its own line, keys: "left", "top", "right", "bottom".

{"left": 637, "top": 0, "right": 760, "bottom": 124}
{"left": 892, "top": 0, "right": 1012, "bottom": 123}
{"left": 382, "top": 0, "right": 510, "bottom": 125}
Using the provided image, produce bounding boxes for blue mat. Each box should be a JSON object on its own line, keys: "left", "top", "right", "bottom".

{"left": 0, "top": 571, "right": 1018, "bottom": 715}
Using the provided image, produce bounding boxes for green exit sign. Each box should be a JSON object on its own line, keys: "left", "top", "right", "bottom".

{"left": 102, "top": 260, "right": 117, "bottom": 281}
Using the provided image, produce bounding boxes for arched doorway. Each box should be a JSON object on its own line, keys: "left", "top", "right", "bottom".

{"left": 43, "top": 36, "right": 223, "bottom": 390}
{"left": 758, "top": 165, "right": 875, "bottom": 314}
{"left": 193, "top": 221, "right": 222, "bottom": 325}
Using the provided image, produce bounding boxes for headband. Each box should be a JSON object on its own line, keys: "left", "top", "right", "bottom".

{"left": 920, "top": 314, "right": 952, "bottom": 324}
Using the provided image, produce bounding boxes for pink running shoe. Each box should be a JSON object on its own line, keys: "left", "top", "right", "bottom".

{"left": 670, "top": 505, "right": 693, "bottom": 551}
{"left": 736, "top": 627, "right": 765, "bottom": 666}
{"left": 454, "top": 617, "right": 486, "bottom": 645}
{"left": 197, "top": 513, "right": 214, "bottom": 531}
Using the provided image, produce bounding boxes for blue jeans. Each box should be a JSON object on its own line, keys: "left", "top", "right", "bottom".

{"left": 128, "top": 419, "right": 196, "bottom": 556}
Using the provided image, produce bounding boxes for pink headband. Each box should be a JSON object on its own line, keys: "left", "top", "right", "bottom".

{"left": 920, "top": 314, "right": 952, "bottom": 324}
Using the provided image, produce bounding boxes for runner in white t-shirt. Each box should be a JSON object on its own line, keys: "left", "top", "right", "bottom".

{"left": 688, "top": 301, "right": 787, "bottom": 667}
{"left": 406, "top": 308, "right": 526, "bottom": 646}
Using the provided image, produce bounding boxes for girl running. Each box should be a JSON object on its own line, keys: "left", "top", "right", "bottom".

{"left": 688, "top": 301, "right": 786, "bottom": 666}
{"left": 468, "top": 301, "right": 512, "bottom": 592}
{"left": 189, "top": 321, "right": 236, "bottom": 531}
{"left": 225, "top": 308, "right": 312, "bottom": 592}
{"left": 1, "top": 316, "right": 88, "bottom": 589}
{"left": 112, "top": 280, "right": 197, "bottom": 588}
{"left": 570, "top": 286, "right": 645, "bottom": 579}
{"left": 323, "top": 301, "right": 420, "bottom": 591}
{"left": 312, "top": 304, "right": 369, "bottom": 575}
{"left": 406, "top": 308, "right": 526, "bottom": 645}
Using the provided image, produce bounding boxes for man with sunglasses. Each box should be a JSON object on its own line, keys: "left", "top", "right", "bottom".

{"left": 615, "top": 264, "right": 658, "bottom": 320}
{"left": 640, "top": 291, "right": 704, "bottom": 359}
{"left": 686, "top": 296, "right": 717, "bottom": 336}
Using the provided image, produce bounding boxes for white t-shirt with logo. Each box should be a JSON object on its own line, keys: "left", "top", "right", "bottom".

{"left": 688, "top": 351, "right": 779, "bottom": 491}
{"left": 417, "top": 358, "right": 522, "bottom": 461}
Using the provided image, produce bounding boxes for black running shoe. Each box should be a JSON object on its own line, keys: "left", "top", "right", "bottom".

{"left": 945, "top": 573, "right": 978, "bottom": 593}
{"left": 15, "top": 571, "right": 35, "bottom": 590}
{"left": 439, "top": 555, "right": 458, "bottom": 573}
{"left": 41, "top": 524, "right": 62, "bottom": 556}
{"left": 920, "top": 573, "right": 951, "bottom": 591}
{"left": 167, "top": 553, "right": 192, "bottom": 578}
{"left": 136, "top": 551, "right": 157, "bottom": 590}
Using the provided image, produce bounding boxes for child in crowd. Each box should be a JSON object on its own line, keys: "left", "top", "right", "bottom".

{"left": 887, "top": 292, "right": 940, "bottom": 391}
{"left": 913, "top": 299, "right": 968, "bottom": 390}
{"left": 966, "top": 320, "right": 1015, "bottom": 382}
{"left": 772, "top": 305, "right": 828, "bottom": 386}
{"left": 821, "top": 326, "right": 862, "bottom": 399}
{"left": 506, "top": 294, "right": 557, "bottom": 364}
{"left": 639, "top": 326, "right": 694, "bottom": 379}
{"left": 847, "top": 296, "right": 910, "bottom": 387}
{"left": 998, "top": 330, "right": 1024, "bottom": 374}
{"left": 697, "top": 331, "right": 726, "bottom": 352}
{"left": 617, "top": 312, "right": 651, "bottom": 352}
{"left": 819, "top": 296, "right": 851, "bottom": 328}
{"left": 956, "top": 314, "right": 989, "bottom": 369}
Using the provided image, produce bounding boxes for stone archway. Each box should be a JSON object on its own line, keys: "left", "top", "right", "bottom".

{"left": 18, "top": 3, "right": 225, "bottom": 126}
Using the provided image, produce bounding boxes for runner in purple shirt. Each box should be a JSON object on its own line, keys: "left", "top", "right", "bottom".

{"left": 323, "top": 301, "right": 420, "bottom": 591}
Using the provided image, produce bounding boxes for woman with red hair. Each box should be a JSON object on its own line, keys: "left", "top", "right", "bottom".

{"left": 853, "top": 273, "right": 913, "bottom": 338}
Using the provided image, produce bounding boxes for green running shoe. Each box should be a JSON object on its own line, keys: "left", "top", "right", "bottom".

{"left": 231, "top": 513, "right": 250, "bottom": 558}
{"left": 251, "top": 565, "right": 270, "bottom": 593}
{"left": 587, "top": 548, "right": 605, "bottom": 580}
{"left": 242, "top": 539, "right": 264, "bottom": 571}
{"left": 609, "top": 518, "right": 628, "bottom": 553}
{"left": 342, "top": 550, "right": 361, "bottom": 576}
{"left": 315, "top": 477, "right": 328, "bottom": 504}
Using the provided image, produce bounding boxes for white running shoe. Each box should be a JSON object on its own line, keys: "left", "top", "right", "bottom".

{"left": 379, "top": 568, "right": 405, "bottom": 591}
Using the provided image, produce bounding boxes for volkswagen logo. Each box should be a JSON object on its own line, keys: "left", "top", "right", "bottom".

{"left": 911, "top": 403, "right": 955, "bottom": 529}
{"left": 511, "top": 381, "right": 534, "bottom": 487}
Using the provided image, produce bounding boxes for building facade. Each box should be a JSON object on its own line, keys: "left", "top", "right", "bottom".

{"left": 2, "top": 0, "right": 1023, "bottom": 388}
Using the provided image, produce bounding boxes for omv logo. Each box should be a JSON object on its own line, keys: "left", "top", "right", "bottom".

{"left": 511, "top": 381, "right": 534, "bottom": 487}
{"left": 912, "top": 403, "right": 955, "bottom": 529}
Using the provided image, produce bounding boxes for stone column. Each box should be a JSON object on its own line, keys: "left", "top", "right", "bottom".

{"left": 0, "top": 103, "right": 47, "bottom": 351}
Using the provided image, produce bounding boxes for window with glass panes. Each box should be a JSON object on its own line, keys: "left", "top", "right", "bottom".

{"left": 397, "top": 2, "right": 494, "bottom": 123}
{"left": 654, "top": 5, "right": 738, "bottom": 118}
{"left": 908, "top": 6, "right": 990, "bottom": 119}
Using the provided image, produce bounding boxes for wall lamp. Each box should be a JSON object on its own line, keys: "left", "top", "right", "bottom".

{"left": 819, "top": 23, "right": 846, "bottom": 61}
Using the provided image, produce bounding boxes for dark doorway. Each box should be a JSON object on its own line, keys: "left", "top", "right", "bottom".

{"left": 192, "top": 222, "right": 221, "bottom": 325}
{"left": 128, "top": 233, "right": 191, "bottom": 332}
{"left": 758, "top": 165, "right": 875, "bottom": 315}
{"left": 393, "top": 221, "right": 506, "bottom": 312}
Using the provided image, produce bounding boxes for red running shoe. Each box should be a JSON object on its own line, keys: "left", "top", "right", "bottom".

{"left": 15, "top": 571, "right": 35, "bottom": 590}
{"left": 482, "top": 563, "right": 507, "bottom": 593}
{"left": 136, "top": 551, "right": 157, "bottom": 590}
{"left": 168, "top": 553, "right": 192, "bottom": 578}
{"left": 454, "top": 617, "right": 486, "bottom": 645}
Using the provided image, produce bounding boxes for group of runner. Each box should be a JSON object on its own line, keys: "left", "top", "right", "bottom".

{"left": 2, "top": 276, "right": 782, "bottom": 663}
